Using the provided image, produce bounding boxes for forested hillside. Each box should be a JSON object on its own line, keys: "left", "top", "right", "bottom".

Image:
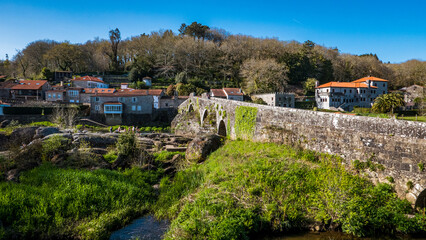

{"left": 0, "top": 22, "right": 425, "bottom": 92}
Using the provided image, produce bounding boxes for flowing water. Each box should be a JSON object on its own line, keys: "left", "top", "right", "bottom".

{"left": 110, "top": 217, "right": 426, "bottom": 240}
{"left": 109, "top": 215, "right": 169, "bottom": 240}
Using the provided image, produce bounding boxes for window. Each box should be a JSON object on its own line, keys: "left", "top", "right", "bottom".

{"left": 95, "top": 97, "right": 100, "bottom": 102}
{"left": 48, "top": 94, "right": 51, "bottom": 98}
{"left": 165, "top": 103, "right": 168, "bottom": 107}
{"left": 132, "top": 97, "right": 137, "bottom": 103}
{"left": 58, "top": 94, "right": 61, "bottom": 99}
{"left": 137, "top": 105, "right": 141, "bottom": 111}
{"left": 53, "top": 93, "right": 56, "bottom": 98}
{"left": 104, "top": 105, "right": 122, "bottom": 112}
{"left": 132, "top": 105, "right": 136, "bottom": 111}
{"left": 95, "top": 105, "right": 100, "bottom": 111}
{"left": 332, "top": 89, "right": 335, "bottom": 92}
{"left": 344, "top": 89, "right": 346, "bottom": 93}
{"left": 118, "top": 97, "right": 124, "bottom": 102}
{"left": 350, "top": 90, "right": 352, "bottom": 93}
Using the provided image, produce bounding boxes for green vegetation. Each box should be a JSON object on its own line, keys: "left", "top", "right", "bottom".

{"left": 156, "top": 141, "right": 425, "bottom": 239}
{"left": 234, "top": 106, "right": 258, "bottom": 140}
{"left": 0, "top": 121, "right": 56, "bottom": 135}
{"left": 0, "top": 164, "right": 160, "bottom": 239}
{"left": 372, "top": 93, "right": 405, "bottom": 114}
{"left": 418, "top": 163, "right": 424, "bottom": 172}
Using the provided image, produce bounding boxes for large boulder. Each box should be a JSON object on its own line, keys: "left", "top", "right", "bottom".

{"left": 185, "top": 134, "right": 224, "bottom": 162}
{"left": 72, "top": 133, "right": 118, "bottom": 148}
{"left": 34, "top": 127, "right": 61, "bottom": 139}
{"left": 9, "top": 127, "right": 38, "bottom": 146}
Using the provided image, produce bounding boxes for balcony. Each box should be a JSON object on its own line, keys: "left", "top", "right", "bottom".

{"left": 104, "top": 102, "right": 122, "bottom": 114}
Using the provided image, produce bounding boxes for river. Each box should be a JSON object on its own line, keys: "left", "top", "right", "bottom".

{"left": 110, "top": 216, "right": 426, "bottom": 240}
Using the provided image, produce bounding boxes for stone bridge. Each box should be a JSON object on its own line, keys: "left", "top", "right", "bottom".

{"left": 172, "top": 96, "right": 426, "bottom": 208}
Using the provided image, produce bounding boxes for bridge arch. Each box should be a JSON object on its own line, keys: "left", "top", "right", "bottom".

{"left": 415, "top": 188, "right": 426, "bottom": 209}
{"left": 187, "top": 104, "right": 194, "bottom": 112}
{"left": 218, "top": 120, "right": 227, "bottom": 136}
{"left": 201, "top": 109, "right": 208, "bottom": 126}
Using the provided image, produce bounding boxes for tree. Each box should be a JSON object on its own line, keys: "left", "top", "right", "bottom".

{"left": 44, "top": 42, "right": 84, "bottom": 72}
{"left": 240, "top": 58, "right": 289, "bottom": 94}
{"left": 108, "top": 28, "right": 121, "bottom": 71}
{"left": 372, "top": 93, "right": 405, "bottom": 114}
{"left": 166, "top": 84, "right": 175, "bottom": 96}
{"left": 303, "top": 78, "right": 318, "bottom": 95}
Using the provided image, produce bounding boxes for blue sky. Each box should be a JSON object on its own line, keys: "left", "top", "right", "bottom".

{"left": 1, "top": 0, "right": 425, "bottom": 63}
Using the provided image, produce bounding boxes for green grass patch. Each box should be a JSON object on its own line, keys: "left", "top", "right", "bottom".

{"left": 0, "top": 164, "right": 160, "bottom": 239}
{"left": 157, "top": 141, "right": 426, "bottom": 239}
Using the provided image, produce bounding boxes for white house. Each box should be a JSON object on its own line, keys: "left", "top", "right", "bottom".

{"left": 210, "top": 88, "right": 244, "bottom": 101}
{"left": 71, "top": 76, "right": 109, "bottom": 88}
{"left": 315, "top": 76, "right": 388, "bottom": 111}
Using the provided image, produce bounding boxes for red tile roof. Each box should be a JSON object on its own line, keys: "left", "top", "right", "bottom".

{"left": 0, "top": 100, "right": 10, "bottom": 105}
{"left": 11, "top": 80, "right": 48, "bottom": 90}
{"left": 223, "top": 88, "right": 243, "bottom": 96}
{"left": 93, "top": 89, "right": 163, "bottom": 97}
{"left": 72, "top": 76, "right": 104, "bottom": 83}
{"left": 211, "top": 89, "right": 226, "bottom": 97}
{"left": 84, "top": 88, "right": 115, "bottom": 94}
{"left": 316, "top": 82, "right": 378, "bottom": 89}
{"left": 352, "top": 76, "right": 388, "bottom": 83}
{"left": 0, "top": 81, "right": 17, "bottom": 89}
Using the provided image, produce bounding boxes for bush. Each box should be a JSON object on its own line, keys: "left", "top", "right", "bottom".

{"left": 41, "top": 135, "right": 69, "bottom": 161}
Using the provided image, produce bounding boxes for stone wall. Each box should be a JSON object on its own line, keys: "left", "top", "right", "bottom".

{"left": 173, "top": 96, "right": 426, "bottom": 207}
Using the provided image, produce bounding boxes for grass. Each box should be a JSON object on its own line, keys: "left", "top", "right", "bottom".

{"left": 156, "top": 141, "right": 426, "bottom": 239}
{"left": 0, "top": 164, "right": 161, "bottom": 240}
{"left": 0, "top": 121, "right": 56, "bottom": 135}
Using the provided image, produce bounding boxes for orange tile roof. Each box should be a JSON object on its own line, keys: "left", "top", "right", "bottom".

{"left": 93, "top": 88, "right": 163, "bottom": 97}
{"left": 352, "top": 76, "right": 388, "bottom": 83}
{"left": 0, "top": 100, "right": 10, "bottom": 105}
{"left": 0, "top": 81, "right": 17, "bottom": 89}
{"left": 211, "top": 89, "right": 226, "bottom": 97}
{"left": 11, "top": 80, "right": 48, "bottom": 90}
{"left": 223, "top": 88, "right": 243, "bottom": 96}
{"left": 316, "top": 82, "right": 377, "bottom": 89}
{"left": 84, "top": 88, "right": 115, "bottom": 94}
{"left": 72, "top": 76, "right": 104, "bottom": 83}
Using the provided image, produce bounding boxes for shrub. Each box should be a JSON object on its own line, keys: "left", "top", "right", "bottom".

{"left": 418, "top": 163, "right": 424, "bottom": 172}
{"left": 117, "top": 132, "right": 138, "bottom": 158}
{"left": 386, "top": 176, "right": 394, "bottom": 183}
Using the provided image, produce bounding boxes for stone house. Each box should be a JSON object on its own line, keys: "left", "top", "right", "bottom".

{"left": 315, "top": 76, "right": 388, "bottom": 111}
{"left": 10, "top": 80, "right": 51, "bottom": 100}
{"left": 400, "top": 85, "right": 425, "bottom": 109}
{"left": 159, "top": 95, "right": 189, "bottom": 109}
{"left": 210, "top": 88, "right": 244, "bottom": 101}
{"left": 90, "top": 89, "right": 154, "bottom": 125}
{"left": 71, "top": 76, "right": 109, "bottom": 88}
{"left": 54, "top": 71, "right": 72, "bottom": 82}
{"left": 0, "top": 81, "right": 17, "bottom": 99}
{"left": 46, "top": 90, "right": 66, "bottom": 102}
{"left": 252, "top": 92, "right": 295, "bottom": 108}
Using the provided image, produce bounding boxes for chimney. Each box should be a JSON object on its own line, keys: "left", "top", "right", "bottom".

{"left": 315, "top": 81, "right": 319, "bottom": 88}
{"left": 366, "top": 80, "right": 371, "bottom": 89}
{"left": 60, "top": 81, "right": 63, "bottom": 86}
